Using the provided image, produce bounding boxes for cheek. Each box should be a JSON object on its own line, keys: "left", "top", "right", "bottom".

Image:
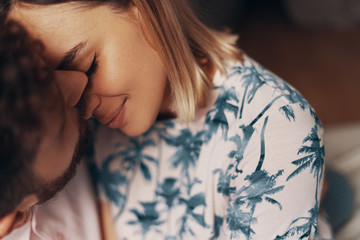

{"left": 89, "top": 49, "right": 132, "bottom": 96}
{"left": 130, "top": 40, "right": 168, "bottom": 116}
{"left": 50, "top": 111, "right": 80, "bottom": 179}
{"left": 118, "top": 59, "right": 167, "bottom": 136}
{"left": 64, "top": 109, "right": 80, "bottom": 156}
{"left": 127, "top": 39, "right": 167, "bottom": 93}
{"left": 93, "top": 41, "right": 166, "bottom": 96}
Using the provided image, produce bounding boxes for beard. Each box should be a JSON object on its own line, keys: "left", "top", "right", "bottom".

{"left": 37, "top": 119, "right": 88, "bottom": 204}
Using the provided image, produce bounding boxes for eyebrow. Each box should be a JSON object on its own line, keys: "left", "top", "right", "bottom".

{"left": 57, "top": 41, "right": 87, "bottom": 70}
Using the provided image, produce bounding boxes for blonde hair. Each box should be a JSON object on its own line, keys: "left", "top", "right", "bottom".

{"left": 1, "top": 0, "right": 242, "bottom": 122}
{"left": 132, "top": 0, "right": 242, "bottom": 122}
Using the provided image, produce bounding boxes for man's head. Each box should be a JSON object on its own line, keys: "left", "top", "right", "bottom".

{"left": 0, "top": 20, "right": 88, "bottom": 237}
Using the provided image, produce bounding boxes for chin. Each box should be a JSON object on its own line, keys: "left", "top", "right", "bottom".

{"left": 121, "top": 127, "right": 147, "bottom": 137}
{"left": 120, "top": 116, "right": 155, "bottom": 137}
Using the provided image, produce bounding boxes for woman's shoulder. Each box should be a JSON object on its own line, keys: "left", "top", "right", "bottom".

{"left": 219, "top": 55, "right": 300, "bottom": 100}
{"left": 211, "top": 55, "right": 321, "bottom": 128}
{"left": 205, "top": 55, "right": 324, "bottom": 170}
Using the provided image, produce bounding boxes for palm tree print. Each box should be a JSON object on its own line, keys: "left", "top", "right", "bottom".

{"left": 235, "top": 170, "right": 284, "bottom": 213}
{"left": 287, "top": 125, "right": 324, "bottom": 197}
{"left": 247, "top": 85, "right": 315, "bottom": 129}
{"left": 226, "top": 198, "right": 257, "bottom": 239}
{"left": 275, "top": 203, "right": 319, "bottom": 240}
{"left": 156, "top": 178, "right": 181, "bottom": 209}
{"left": 280, "top": 126, "right": 324, "bottom": 239}
{"left": 164, "top": 129, "right": 204, "bottom": 185}
{"left": 156, "top": 178, "right": 181, "bottom": 237}
{"left": 164, "top": 237, "right": 177, "bottom": 240}
{"left": 225, "top": 170, "right": 284, "bottom": 239}
{"left": 127, "top": 201, "right": 164, "bottom": 238}
{"left": 230, "top": 64, "right": 266, "bottom": 119}
{"left": 229, "top": 124, "right": 256, "bottom": 173}
{"left": 87, "top": 124, "right": 128, "bottom": 209}
{"left": 255, "top": 116, "right": 269, "bottom": 171}
{"left": 276, "top": 82, "right": 322, "bottom": 127}
{"left": 87, "top": 58, "right": 327, "bottom": 239}
{"left": 249, "top": 95, "right": 284, "bottom": 127}
{"left": 279, "top": 105, "right": 296, "bottom": 122}
{"left": 178, "top": 192, "right": 208, "bottom": 238}
{"left": 144, "top": 120, "right": 175, "bottom": 139}
{"left": 116, "top": 138, "right": 158, "bottom": 181}
{"left": 205, "top": 86, "right": 239, "bottom": 141}
{"left": 229, "top": 63, "right": 321, "bottom": 129}
{"left": 209, "top": 215, "right": 224, "bottom": 240}
{"left": 213, "top": 168, "right": 236, "bottom": 197}
{"left": 89, "top": 160, "right": 127, "bottom": 209}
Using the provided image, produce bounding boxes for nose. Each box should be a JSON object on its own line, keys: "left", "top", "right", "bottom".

{"left": 54, "top": 70, "right": 88, "bottom": 107}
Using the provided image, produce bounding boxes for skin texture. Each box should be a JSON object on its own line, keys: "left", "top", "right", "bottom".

{"left": 34, "top": 84, "right": 80, "bottom": 183}
{"left": 10, "top": 3, "right": 169, "bottom": 137}
{"left": 0, "top": 70, "right": 87, "bottom": 238}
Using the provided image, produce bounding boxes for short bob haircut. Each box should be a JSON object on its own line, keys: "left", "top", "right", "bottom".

{"left": 1, "top": 0, "right": 242, "bottom": 122}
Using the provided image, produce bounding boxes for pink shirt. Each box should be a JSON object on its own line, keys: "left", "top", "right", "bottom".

{"left": 4, "top": 161, "right": 101, "bottom": 240}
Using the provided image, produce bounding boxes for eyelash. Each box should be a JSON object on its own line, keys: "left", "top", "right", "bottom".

{"left": 85, "top": 53, "right": 98, "bottom": 78}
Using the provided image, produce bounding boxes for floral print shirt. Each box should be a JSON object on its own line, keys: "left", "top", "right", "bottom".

{"left": 89, "top": 55, "right": 328, "bottom": 239}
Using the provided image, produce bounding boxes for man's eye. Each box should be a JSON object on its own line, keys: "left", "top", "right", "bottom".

{"left": 85, "top": 53, "right": 97, "bottom": 78}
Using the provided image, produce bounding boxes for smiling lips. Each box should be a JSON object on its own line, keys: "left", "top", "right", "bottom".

{"left": 98, "top": 97, "right": 127, "bottom": 129}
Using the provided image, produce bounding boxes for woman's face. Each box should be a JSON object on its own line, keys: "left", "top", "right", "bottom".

{"left": 10, "top": 2, "right": 168, "bottom": 136}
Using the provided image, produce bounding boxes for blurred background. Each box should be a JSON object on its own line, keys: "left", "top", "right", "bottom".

{"left": 192, "top": 1, "right": 360, "bottom": 239}
{"left": 192, "top": 0, "right": 360, "bottom": 127}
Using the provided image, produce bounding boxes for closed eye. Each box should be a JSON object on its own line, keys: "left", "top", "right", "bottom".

{"left": 86, "top": 53, "right": 98, "bottom": 78}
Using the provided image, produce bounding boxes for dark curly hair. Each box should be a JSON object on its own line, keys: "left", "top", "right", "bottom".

{"left": 0, "top": 20, "right": 62, "bottom": 218}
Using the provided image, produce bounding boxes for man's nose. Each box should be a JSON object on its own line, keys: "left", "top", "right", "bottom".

{"left": 54, "top": 70, "right": 88, "bottom": 107}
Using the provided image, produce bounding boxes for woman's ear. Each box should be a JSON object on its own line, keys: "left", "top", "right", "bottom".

{"left": 0, "top": 211, "right": 17, "bottom": 238}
